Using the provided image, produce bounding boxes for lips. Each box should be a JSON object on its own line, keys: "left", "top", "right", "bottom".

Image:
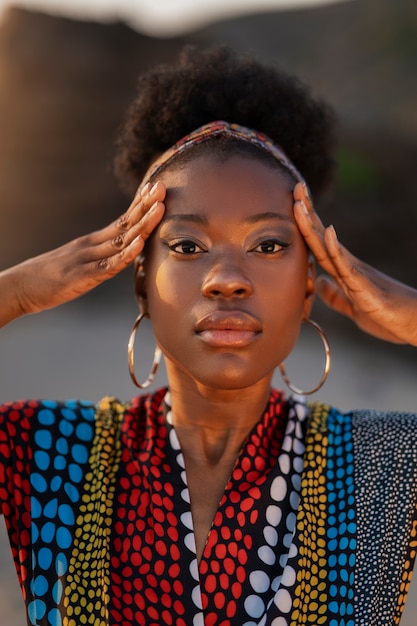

{"left": 195, "top": 310, "right": 262, "bottom": 347}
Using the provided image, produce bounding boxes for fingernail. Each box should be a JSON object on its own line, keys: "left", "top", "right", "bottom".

{"left": 150, "top": 181, "right": 159, "bottom": 196}
{"left": 295, "top": 200, "right": 309, "bottom": 216}
{"left": 130, "top": 234, "right": 143, "bottom": 247}
{"left": 148, "top": 200, "right": 159, "bottom": 213}
{"left": 140, "top": 182, "right": 151, "bottom": 197}
{"left": 302, "top": 182, "right": 310, "bottom": 199}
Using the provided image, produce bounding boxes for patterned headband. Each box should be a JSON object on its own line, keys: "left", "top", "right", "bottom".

{"left": 142, "top": 120, "right": 304, "bottom": 184}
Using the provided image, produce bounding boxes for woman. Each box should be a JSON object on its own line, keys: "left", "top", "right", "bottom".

{"left": 1, "top": 47, "right": 417, "bottom": 626}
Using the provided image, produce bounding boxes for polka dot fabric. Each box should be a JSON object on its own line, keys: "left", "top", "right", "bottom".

{"left": 165, "top": 390, "right": 307, "bottom": 626}
{"left": 62, "top": 397, "right": 124, "bottom": 625}
{"left": 0, "top": 399, "right": 97, "bottom": 625}
{"left": 352, "top": 409, "right": 417, "bottom": 625}
{"left": 284, "top": 403, "right": 356, "bottom": 626}
{"left": 1, "top": 391, "right": 417, "bottom": 626}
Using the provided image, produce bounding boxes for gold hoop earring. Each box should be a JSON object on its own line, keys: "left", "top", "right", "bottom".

{"left": 279, "top": 319, "right": 331, "bottom": 395}
{"left": 128, "top": 312, "right": 162, "bottom": 389}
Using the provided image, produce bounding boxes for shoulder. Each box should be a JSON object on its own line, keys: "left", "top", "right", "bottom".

{"left": 349, "top": 408, "right": 417, "bottom": 465}
{"left": 0, "top": 398, "right": 96, "bottom": 417}
{"left": 307, "top": 400, "right": 417, "bottom": 429}
{"left": 0, "top": 387, "right": 168, "bottom": 422}
{"left": 0, "top": 390, "right": 165, "bottom": 444}
{"left": 0, "top": 398, "right": 96, "bottom": 431}
{"left": 307, "top": 401, "right": 417, "bottom": 459}
{"left": 0, "top": 399, "right": 98, "bottom": 458}
{"left": 349, "top": 406, "right": 417, "bottom": 427}
{"left": 0, "top": 389, "right": 168, "bottom": 464}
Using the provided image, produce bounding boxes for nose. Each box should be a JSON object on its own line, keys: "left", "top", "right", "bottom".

{"left": 201, "top": 257, "right": 253, "bottom": 299}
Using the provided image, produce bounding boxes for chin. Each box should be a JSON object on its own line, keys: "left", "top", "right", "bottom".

{"left": 164, "top": 349, "right": 277, "bottom": 392}
{"left": 194, "top": 364, "right": 274, "bottom": 392}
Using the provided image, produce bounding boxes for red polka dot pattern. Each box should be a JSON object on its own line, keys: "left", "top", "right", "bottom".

{"left": 107, "top": 388, "right": 290, "bottom": 625}
{"left": 0, "top": 401, "right": 36, "bottom": 591}
{"left": 198, "top": 408, "right": 283, "bottom": 624}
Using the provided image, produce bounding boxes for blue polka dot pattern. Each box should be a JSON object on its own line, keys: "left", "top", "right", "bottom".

{"left": 29, "top": 400, "right": 95, "bottom": 625}
{"left": 326, "top": 408, "right": 355, "bottom": 625}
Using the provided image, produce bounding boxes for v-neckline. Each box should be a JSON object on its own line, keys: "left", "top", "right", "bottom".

{"left": 163, "top": 389, "right": 288, "bottom": 565}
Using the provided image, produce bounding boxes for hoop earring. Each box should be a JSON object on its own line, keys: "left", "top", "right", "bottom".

{"left": 128, "top": 312, "right": 162, "bottom": 389}
{"left": 279, "top": 318, "right": 331, "bottom": 395}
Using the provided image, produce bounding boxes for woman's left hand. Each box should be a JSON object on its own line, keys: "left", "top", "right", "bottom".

{"left": 293, "top": 182, "right": 417, "bottom": 346}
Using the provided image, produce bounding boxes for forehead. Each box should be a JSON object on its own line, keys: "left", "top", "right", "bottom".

{"left": 158, "top": 153, "right": 294, "bottom": 218}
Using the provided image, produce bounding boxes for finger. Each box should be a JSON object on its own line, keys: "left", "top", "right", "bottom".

{"left": 82, "top": 199, "right": 165, "bottom": 276}
{"left": 60, "top": 232, "right": 147, "bottom": 290}
{"left": 89, "top": 234, "right": 146, "bottom": 278}
{"left": 134, "top": 181, "right": 151, "bottom": 199}
{"left": 130, "top": 180, "right": 167, "bottom": 217}
{"left": 87, "top": 180, "right": 166, "bottom": 249}
{"left": 293, "top": 202, "right": 337, "bottom": 275}
{"left": 293, "top": 182, "right": 325, "bottom": 232}
{"left": 316, "top": 274, "right": 402, "bottom": 342}
{"left": 78, "top": 182, "right": 166, "bottom": 262}
{"left": 294, "top": 207, "right": 375, "bottom": 302}
{"left": 322, "top": 228, "right": 403, "bottom": 323}
{"left": 323, "top": 225, "right": 374, "bottom": 296}
{"left": 323, "top": 225, "right": 399, "bottom": 293}
{"left": 304, "top": 218, "right": 365, "bottom": 292}
{"left": 114, "top": 180, "right": 166, "bottom": 241}
{"left": 316, "top": 275, "right": 354, "bottom": 318}
{"left": 113, "top": 198, "right": 166, "bottom": 251}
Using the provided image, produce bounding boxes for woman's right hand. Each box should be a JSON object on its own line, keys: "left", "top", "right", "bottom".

{"left": 0, "top": 181, "right": 166, "bottom": 328}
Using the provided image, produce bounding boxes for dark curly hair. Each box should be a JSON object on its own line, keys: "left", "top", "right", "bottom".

{"left": 114, "top": 46, "right": 336, "bottom": 199}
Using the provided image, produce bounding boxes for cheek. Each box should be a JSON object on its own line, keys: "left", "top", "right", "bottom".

{"left": 144, "top": 240, "right": 177, "bottom": 309}
{"left": 263, "top": 254, "right": 310, "bottom": 329}
{"left": 270, "top": 249, "right": 310, "bottom": 300}
{"left": 144, "top": 259, "right": 200, "bottom": 355}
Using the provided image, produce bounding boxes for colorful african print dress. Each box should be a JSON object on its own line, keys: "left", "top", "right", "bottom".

{"left": 0, "top": 387, "right": 416, "bottom": 626}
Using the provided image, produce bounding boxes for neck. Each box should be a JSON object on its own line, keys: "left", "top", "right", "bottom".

{"left": 165, "top": 366, "right": 273, "bottom": 466}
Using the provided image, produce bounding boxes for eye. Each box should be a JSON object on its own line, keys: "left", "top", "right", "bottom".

{"left": 253, "top": 239, "right": 288, "bottom": 254}
{"left": 168, "top": 239, "right": 205, "bottom": 255}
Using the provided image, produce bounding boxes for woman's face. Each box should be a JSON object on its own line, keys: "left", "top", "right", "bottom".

{"left": 143, "top": 153, "right": 315, "bottom": 391}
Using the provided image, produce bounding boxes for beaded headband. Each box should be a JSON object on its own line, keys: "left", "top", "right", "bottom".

{"left": 142, "top": 120, "right": 304, "bottom": 184}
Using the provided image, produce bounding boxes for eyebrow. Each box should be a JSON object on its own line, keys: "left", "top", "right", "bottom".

{"left": 162, "top": 214, "right": 209, "bottom": 225}
{"left": 162, "top": 211, "right": 292, "bottom": 226}
{"left": 245, "top": 211, "right": 293, "bottom": 224}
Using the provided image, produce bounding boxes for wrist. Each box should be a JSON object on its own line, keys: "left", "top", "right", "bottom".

{"left": 0, "top": 264, "right": 32, "bottom": 327}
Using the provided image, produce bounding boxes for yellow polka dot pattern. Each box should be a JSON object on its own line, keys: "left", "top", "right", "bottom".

{"left": 394, "top": 510, "right": 417, "bottom": 624}
{"left": 62, "top": 397, "right": 124, "bottom": 626}
{"left": 290, "top": 403, "right": 329, "bottom": 626}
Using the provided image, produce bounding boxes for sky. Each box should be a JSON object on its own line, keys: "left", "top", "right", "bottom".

{"left": 0, "top": 0, "right": 350, "bottom": 36}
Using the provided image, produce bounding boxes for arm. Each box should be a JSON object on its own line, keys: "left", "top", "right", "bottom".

{"left": 0, "top": 181, "right": 166, "bottom": 328}
{"left": 293, "top": 182, "right": 417, "bottom": 346}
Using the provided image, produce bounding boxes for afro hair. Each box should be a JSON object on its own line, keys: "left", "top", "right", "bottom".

{"left": 114, "top": 46, "right": 336, "bottom": 199}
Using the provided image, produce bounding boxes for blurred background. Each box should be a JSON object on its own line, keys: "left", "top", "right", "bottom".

{"left": 0, "top": 0, "right": 417, "bottom": 624}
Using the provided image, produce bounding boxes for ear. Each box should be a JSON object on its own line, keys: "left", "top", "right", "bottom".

{"left": 302, "top": 255, "right": 316, "bottom": 320}
{"left": 134, "top": 254, "right": 148, "bottom": 315}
